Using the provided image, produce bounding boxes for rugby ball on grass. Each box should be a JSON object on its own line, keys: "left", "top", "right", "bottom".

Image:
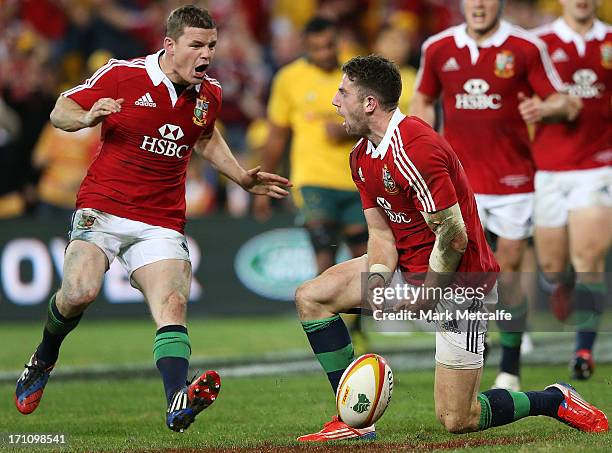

{"left": 336, "top": 354, "right": 393, "bottom": 428}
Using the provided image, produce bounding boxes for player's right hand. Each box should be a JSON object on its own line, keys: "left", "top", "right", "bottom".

{"left": 83, "top": 98, "right": 124, "bottom": 126}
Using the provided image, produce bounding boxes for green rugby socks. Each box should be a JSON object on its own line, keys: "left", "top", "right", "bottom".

{"left": 574, "top": 282, "right": 605, "bottom": 352}
{"left": 498, "top": 297, "right": 528, "bottom": 377}
{"left": 302, "top": 315, "right": 354, "bottom": 393}
{"left": 36, "top": 295, "right": 83, "bottom": 364}
{"left": 154, "top": 325, "right": 191, "bottom": 404}
{"left": 478, "top": 387, "right": 564, "bottom": 430}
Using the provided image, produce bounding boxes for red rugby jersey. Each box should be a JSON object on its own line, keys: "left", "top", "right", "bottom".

{"left": 416, "top": 20, "right": 565, "bottom": 194}
{"left": 63, "top": 50, "right": 222, "bottom": 233}
{"left": 532, "top": 18, "right": 611, "bottom": 171}
{"left": 350, "top": 110, "right": 499, "bottom": 278}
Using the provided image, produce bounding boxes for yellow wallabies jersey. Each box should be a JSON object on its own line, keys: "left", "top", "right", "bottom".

{"left": 268, "top": 58, "right": 355, "bottom": 191}
{"left": 398, "top": 66, "right": 417, "bottom": 114}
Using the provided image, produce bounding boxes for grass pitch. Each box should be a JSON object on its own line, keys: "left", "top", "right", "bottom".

{"left": 1, "top": 317, "right": 611, "bottom": 451}
{"left": 1, "top": 365, "right": 611, "bottom": 451}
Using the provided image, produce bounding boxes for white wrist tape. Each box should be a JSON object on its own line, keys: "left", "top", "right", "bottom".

{"left": 369, "top": 263, "right": 393, "bottom": 285}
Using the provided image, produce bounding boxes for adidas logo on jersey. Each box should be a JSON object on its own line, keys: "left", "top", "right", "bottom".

{"left": 442, "top": 57, "right": 460, "bottom": 72}
{"left": 135, "top": 92, "right": 156, "bottom": 107}
{"left": 550, "top": 48, "right": 569, "bottom": 63}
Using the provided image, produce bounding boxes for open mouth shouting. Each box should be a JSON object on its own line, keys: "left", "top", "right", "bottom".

{"left": 194, "top": 63, "right": 208, "bottom": 79}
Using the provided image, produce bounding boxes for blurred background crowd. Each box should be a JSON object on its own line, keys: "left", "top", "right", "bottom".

{"left": 1, "top": 0, "right": 610, "bottom": 220}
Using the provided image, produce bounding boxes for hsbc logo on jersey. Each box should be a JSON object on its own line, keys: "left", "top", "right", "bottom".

{"left": 376, "top": 197, "right": 411, "bottom": 224}
{"left": 567, "top": 69, "right": 603, "bottom": 99}
{"left": 158, "top": 124, "right": 184, "bottom": 140}
{"left": 139, "top": 124, "right": 189, "bottom": 158}
{"left": 455, "top": 79, "right": 501, "bottom": 110}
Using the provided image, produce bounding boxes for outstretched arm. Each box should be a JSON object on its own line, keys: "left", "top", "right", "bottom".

{"left": 196, "top": 126, "right": 291, "bottom": 198}
{"left": 50, "top": 95, "right": 124, "bottom": 132}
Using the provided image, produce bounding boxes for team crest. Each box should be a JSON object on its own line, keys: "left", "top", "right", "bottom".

{"left": 193, "top": 96, "right": 209, "bottom": 127}
{"left": 494, "top": 50, "right": 515, "bottom": 78}
{"left": 358, "top": 167, "right": 365, "bottom": 182}
{"left": 601, "top": 41, "right": 612, "bottom": 69}
{"left": 77, "top": 213, "right": 96, "bottom": 229}
{"left": 382, "top": 164, "right": 399, "bottom": 194}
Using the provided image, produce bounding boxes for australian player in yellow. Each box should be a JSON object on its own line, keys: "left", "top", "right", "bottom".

{"left": 254, "top": 17, "right": 368, "bottom": 352}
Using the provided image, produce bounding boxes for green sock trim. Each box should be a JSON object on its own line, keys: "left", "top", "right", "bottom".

{"left": 509, "top": 391, "right": 530, "bottom": 421}
{"left": 477, "top": 393, "right": 492, "bottom": 430}
{"left": 301, "top": 315, "right": 341, "bottom": 334}
{"left": 315, "top": 343, "right": 354, "bottom": 373}
{"left": 153, "top": 331, "right": 191, "bottom": 362}
{"left": 575, "top": 282, "right": 606, "bottom": 294}
{"left": 46, "top": 295, "right": 81, "bottom": 335}
{"left": 500, "top": 331, "right": 522, "bottom": 348}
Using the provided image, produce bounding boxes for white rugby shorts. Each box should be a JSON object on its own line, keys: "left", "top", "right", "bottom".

{"left": 474, "top": 193, "right": 534, "bottom": 240}
{"left": 381, "top": 269, "right": 498, "bottom": 370}
{"left": 534, "top": 166, "right": 612, "bottom": 228}
{"left": 69, "top": 208, "right": 190, "bottom": 278}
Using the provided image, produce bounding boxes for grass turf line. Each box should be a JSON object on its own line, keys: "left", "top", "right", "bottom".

{"left": 0, "top": 317, "right": 445, "bottom": 373}
{"left": 1, "top": 317, "right": 599, "bottom": 373}
{"left": 1, "top": 364, "right": 611, "bottom": 452}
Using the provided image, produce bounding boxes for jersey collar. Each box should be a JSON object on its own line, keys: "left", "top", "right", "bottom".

{"left": 454, "top": 20, "right": 512, "bottom": 65}
{"left": 145, "top": 49, "right": 167, "bottom": 86}
{"left": 368, "top": 108, "right": 406, "bottom": 159}
{"left": 551, "top": 18, "right": 607, "bottom": 57}
{"left": 552, "top": 17, "right": 607, "bottom": 42}
{"left": 145, "top": 49, "right": 201, "bottom": 106}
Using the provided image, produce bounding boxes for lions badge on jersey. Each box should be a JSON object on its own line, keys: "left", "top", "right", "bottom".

{"left": 193, "top": 96, "right": 209, "bottom": 127}
{"left": 382, "top": 164, "right": 399, "bottom": 195}
{"left": 494, "top": 50, "right": 515, "bottom": 78}
{"left": 601, "top": 41, "right": 612, "bottom": 69}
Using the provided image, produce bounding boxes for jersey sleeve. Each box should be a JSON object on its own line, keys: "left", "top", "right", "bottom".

{"left": 349, "top": 143, "right": 378, "bottom": 210}
{"left": 61, "top": 59, "right": 119, "bottom": 110}
{"left": 525, "top": 37, "right": 565, "bottom": 98}
{"left": 394, "top": 138, "right": 457, "bottom": 213}
{"left": 415, "top": 40, "right": 442, "bottom": 99}
{"left": 267, "top": 68, "right": 291, "bottom": 127}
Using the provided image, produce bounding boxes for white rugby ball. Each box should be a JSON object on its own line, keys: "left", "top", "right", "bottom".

{"left": 336, "top": 353, "right": 393, "bottom": 428}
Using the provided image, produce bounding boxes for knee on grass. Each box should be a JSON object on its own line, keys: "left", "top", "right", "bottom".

{"left": 436, "top": 408, "right": 479, "bottom": 434}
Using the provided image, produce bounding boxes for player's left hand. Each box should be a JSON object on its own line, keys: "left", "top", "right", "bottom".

{"left": 240, "top": 166, "right": 292, "bottom": 199}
